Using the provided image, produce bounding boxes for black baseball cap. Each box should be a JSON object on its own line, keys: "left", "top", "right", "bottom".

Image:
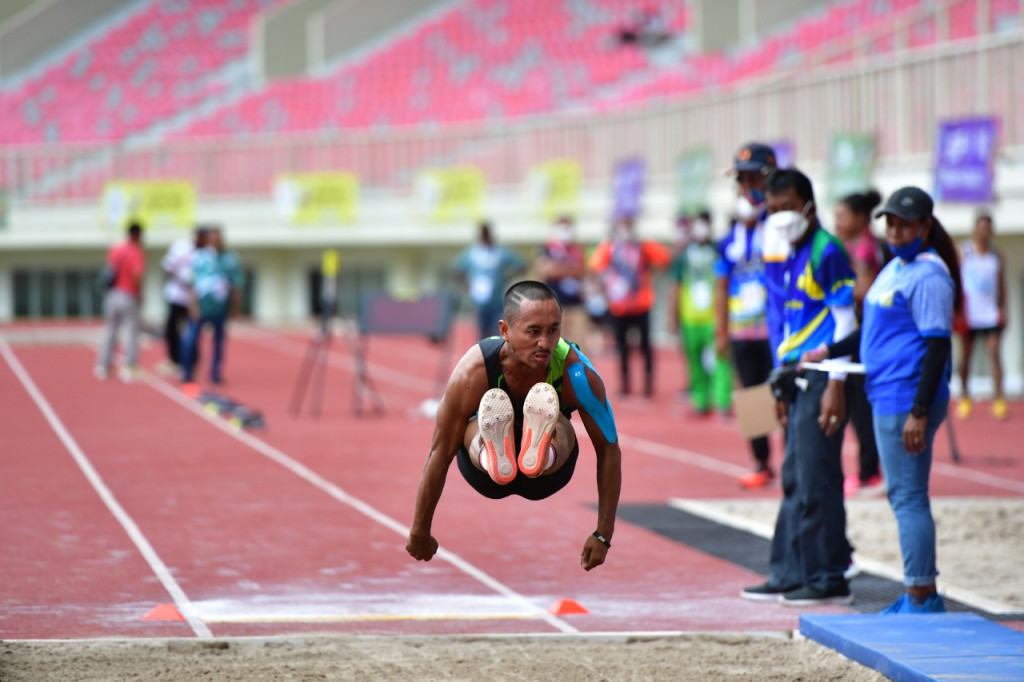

{"left": 875, "top": 186, "right": 933, "bottom": 221}
{"left": 734, "top": 142, "right": 777, "bottom": 172}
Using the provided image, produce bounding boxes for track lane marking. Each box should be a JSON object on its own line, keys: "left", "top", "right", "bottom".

{"left": 140, "top": 369, "right": 578, "bottom": 634}
{"left": 243, "top": 329, "right": 1024, "bottom": 494}
{"left": 0, "top": 339, "right": 212, "bottom": 638}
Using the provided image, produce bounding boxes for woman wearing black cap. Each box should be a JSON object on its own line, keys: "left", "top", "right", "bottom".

{"left": 803, "top": 186, "right": 962, "bottom": 614}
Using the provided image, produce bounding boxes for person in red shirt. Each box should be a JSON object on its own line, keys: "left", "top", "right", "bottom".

{"left": 95, "top": 222, "right": 146, "bottom": 382}
{"left": 589, "top": 217, "right": 671, "bottom": 397}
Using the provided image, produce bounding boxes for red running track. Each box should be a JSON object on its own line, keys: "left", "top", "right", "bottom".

{"left": 1, "top": 324, "right": 1021, "bottom": 640}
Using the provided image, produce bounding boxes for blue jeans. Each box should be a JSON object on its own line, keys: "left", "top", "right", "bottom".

{"left": 873, "top": 400, "right": 948, "bottom": 587}
{"left": 768, "top": 371, "right": 850, "bottom": 592}
{"left": 181, "top": 313, "right": 226, "bottom": 383}
{"left": 476, "top": 300, "right": 503, "bottom": 340}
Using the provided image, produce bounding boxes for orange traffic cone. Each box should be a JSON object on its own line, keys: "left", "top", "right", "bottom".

{"left": 549, "top": 598, "right": 589, "bottom": 615}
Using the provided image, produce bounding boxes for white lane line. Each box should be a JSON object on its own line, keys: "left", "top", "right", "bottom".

{"left": 241, "top": 329, "right": 1024, "bottom": 494}
{"left": 619, "top": 434, "right": 750, "bottom": 477}
{"left": 932, "top": 461, "right": 1024, "bottom": 495}
{"left": 0, "top": 339, "right": 211, "bottom": 638}
{"left": 141, "top": 370, "right": 578, "bottom": 634}
{"left": 204, "top": 613, "right": 542, "bottom": 624}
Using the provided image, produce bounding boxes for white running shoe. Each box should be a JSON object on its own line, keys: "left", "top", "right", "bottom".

{"left": 519, "top": 383, "right": 560, "bottom": 477}
{"left": 478, "top": 389, "right": 517, "bottom": 485}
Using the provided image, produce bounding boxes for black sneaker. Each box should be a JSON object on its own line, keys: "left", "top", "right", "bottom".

{"left": 740, "top": 582, "right": 790, "bottom": 602}
{"left": 780, "top": 584, "right": 853, "bottom": 607}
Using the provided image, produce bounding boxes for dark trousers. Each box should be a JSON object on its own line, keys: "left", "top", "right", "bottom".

{"left": 610, "top": 311, "right": 651, "bottom": 394}
{"left": 846, "top": 373, "right": 880, "bottom": 481}
{"left": 165, "top": 303, "right": 190, "bottom": 367}
{"left": 731, "top": 338, "right": 774, "bottom": 468}
{"left": 181, "top": 313, "right": 226, "bottom": 383}
{"left": 768, "top": 371, "right": 850, "bottom": 592}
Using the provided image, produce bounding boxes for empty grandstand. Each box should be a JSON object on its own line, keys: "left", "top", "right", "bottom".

{"left": 0, "top": 0, "right": 1021, "bottom": 392}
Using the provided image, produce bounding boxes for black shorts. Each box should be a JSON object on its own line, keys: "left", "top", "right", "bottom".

{"left": 967, "top": 325, "right": 1004, "bottom": 340}
{"left": 457, "top": 439, "right": 580, "bottom": 501}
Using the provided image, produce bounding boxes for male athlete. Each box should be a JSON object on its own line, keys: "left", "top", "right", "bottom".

{"left": 406, "top": 281, "right": 622, "bottom": 570}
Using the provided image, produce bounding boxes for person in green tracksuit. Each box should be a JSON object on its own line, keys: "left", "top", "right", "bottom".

{"left": 671, "top": 211, "right": 732, "bottom": 415}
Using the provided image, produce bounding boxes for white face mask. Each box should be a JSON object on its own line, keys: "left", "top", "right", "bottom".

{"left": 735, "top": 195, "right": 759, "bottom": 223}
{"left": 690, "top": 219, "right": 711, "bottom": 242}
{"left": 765, "top": 201, "right": 814, "bottom": 243}
{"left": 552, "top": 226, "right": 573, "bottom": 243}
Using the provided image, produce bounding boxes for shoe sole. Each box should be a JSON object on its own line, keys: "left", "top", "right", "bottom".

{"left": 740, "top": 590, "right": 785, "bottom": 602}
{"left": 479, "top": 389, "right": 517, "bottom": 485}
{"left": 780, "top": 594, "right": 854, "bottom": 607}
{"left": 519, "top": 383, "right": 559, "bottom": 477}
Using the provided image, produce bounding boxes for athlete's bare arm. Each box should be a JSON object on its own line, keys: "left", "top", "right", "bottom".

{"left": 406, "top": 346, "right": 488, "bottom": 562}
{"left": 562, "top": 348, "right": 622, "bottom": 571}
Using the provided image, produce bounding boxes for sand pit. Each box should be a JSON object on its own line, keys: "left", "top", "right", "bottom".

{"left": 0, "top": 632, "right": 887, "bottom": 681}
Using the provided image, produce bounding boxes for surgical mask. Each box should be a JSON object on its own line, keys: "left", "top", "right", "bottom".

{"left": 889, "top": 235, "right": 924, "bottom": 262}
{"left": 735, "top": 196, "right": 759, "bottom": 223}
{"left": 552, "top": 226, "right": 573, "bottom": 243}
{"left": 690, "top": 219, "right": 711, "bottom": 241}
{"left": 764, "top": 201, "right": 814, "bottom": 244}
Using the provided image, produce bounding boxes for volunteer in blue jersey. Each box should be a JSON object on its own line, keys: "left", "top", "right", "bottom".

{"left": 407, "top": 281, "right": 622, "bottom": 571}
{"left": 741, "top": 168, "right": 858, "bottom": 607}
{"left": 715, "top": 142, "right": 778, "bottom": 489}
{"left": 804, "top": 187, "right": 962, "bottom": 614}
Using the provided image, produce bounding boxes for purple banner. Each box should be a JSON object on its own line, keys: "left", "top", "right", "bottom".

{"left": 934, "top": 117, "right": 998, "bottom": 203}
{"left": 770, "top": 140, "right": 795, "bottom": 169}
{"left": 612, "top": 157, "right": 645, "bottom": 220}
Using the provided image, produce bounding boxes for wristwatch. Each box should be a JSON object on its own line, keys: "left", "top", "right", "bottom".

{"left": 910, "top": 403, "right": 928, "bottom": 418}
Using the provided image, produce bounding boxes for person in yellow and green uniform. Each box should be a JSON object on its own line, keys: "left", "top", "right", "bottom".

{"left": 672, "top": 211, "right": 732, "bottom": 416}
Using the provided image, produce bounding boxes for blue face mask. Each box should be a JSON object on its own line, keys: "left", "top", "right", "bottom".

{"left": 744, "top": 187, "right": 765, "bottom": 207}
{"left": 889, "top": 236, "right": 924, "bottom": 262}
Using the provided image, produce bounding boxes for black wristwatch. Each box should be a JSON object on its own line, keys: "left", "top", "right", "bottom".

{"left": 910, "top": 403, "right": 928, "bottom": 418}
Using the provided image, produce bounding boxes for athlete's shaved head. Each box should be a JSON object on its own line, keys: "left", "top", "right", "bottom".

{"left": 503, "top": 280, "right": 561, "bottom": 326}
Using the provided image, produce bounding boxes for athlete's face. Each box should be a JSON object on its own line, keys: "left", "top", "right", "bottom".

{"left": 500, "top": 298, "right": 562, "bottom": 369}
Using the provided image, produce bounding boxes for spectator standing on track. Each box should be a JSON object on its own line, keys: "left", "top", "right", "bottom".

{"left": 715, "top": 143, "right": 777, "bottom": 488}
{"left": 588, "top": 217, "right": 671, "bottom": 397}
{"left": 803, "top": 187, "right": 961, "bottom": 614}
{"left": 834, "top": 190, "right": 889, "bottom": 496}
{"left": 741, "top": 168, "right": 857, "bottom": 607}
{"left": 672, "top": 210, "right": 731, "bottom": 416}
{"left": 453, "top": 220, "right": 527, "bottom": 341}
{"left": 406, "top": 280, "right": 622, "bottom": 571}
{"left": 181, "top": 225, "right": 243, "bottom": 386}
{"left": 957, "top": 211, "right": 1007, "bottom": 420}
{"left": 95, "top": 221, "right": 146, "bottom": 383}
{"left": 536, "top": 216, "right": 588, "bottom": 345}
{"left": 160, "top": 225, "right": 208, "bottom": 376}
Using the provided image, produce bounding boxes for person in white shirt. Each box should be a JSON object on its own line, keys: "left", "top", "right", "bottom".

{"left": 957, "top": 212, "right": 1007, "bottom": 420}
{"left": 161, "top": 226, "right": 208, "bottom": 373}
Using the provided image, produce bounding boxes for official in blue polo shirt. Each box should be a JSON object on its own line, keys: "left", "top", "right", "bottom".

{"left": 804, "top": 187, "right": 962, "bottom": 614}
{"left": 741, "top": 168, "right": 857, "bottom": 607}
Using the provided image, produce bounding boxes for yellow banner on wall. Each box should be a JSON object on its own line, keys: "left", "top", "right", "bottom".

{"left": 415, "top": 166, "right": 485, "bottom": 223}
{"left": 273, "top": 172, "right": 359, "bottom": 224}
{"left": 526, "top": 159, "right": 582, "bottom": 220}
{"left": 100, "top": 180, "right": 196, "bottom": 230}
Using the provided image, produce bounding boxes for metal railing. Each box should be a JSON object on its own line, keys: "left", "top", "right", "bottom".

{"left": 2, "top": 6, "right": 1021, "bottom": 206}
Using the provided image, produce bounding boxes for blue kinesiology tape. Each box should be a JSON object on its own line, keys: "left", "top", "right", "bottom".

{"left": 567, "top": 361, "right": 617, "bottom": 443}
